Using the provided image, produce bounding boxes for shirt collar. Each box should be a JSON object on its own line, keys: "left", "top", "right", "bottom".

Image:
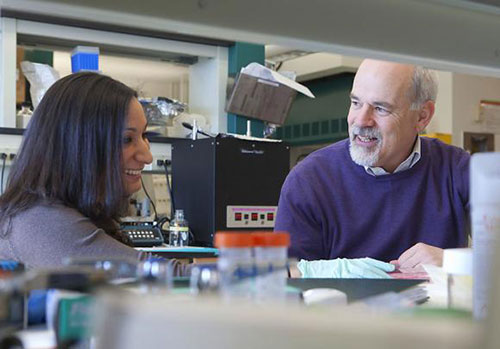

{"left": 364, "top": 136, "right": 421, "bottom": 176}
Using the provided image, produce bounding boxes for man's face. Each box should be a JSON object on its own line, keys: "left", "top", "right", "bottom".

{"left": 347, "top": 60, "right": 420, "bottom": 173}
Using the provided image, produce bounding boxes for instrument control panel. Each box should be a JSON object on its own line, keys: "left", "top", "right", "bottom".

{"left": 226, "top": 205, "right": 277, "bottom": 228}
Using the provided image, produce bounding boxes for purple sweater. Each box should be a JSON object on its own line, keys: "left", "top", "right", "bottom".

{"left": 275, "top": 137, "right": 470, "bottom": 262}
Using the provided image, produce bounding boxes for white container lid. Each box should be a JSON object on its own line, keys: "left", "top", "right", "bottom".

{"left": 443, "top": 248, "right": 473, "bottom": 275}
{"left": 72, "top": 46, "right": 100, "bottom": 55}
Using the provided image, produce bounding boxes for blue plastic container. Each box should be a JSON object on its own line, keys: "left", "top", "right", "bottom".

{"left": 71, "top": 46, "right": 99, "bottom": 73}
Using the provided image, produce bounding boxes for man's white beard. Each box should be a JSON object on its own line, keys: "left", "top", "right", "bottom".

{"left": 349, "top": 126, "right": 382, "bottom": 167}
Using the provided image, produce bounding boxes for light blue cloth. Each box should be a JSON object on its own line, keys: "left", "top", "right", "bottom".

{"left": 298, "top": 257, "right": 395, "bottom": 279}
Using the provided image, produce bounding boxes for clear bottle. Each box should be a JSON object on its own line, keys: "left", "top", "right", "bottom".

{"left": 16, "top": 103, "right": 33, "bottom": 129}
{"left": 169, "top": 209, "right": 189, "bottom": 246}
{"left": 253, "top": 232, "right": 290, "bottom": 303}
{"left": 442, "top": 248, "right": 473, "bottom": 311}
{"left": 214, "top": 232, "right": 255, "bottom": 302}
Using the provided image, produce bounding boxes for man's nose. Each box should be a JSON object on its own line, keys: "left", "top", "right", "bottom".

{"left": 354, "top": 105, "right": 376, "bottom": 127}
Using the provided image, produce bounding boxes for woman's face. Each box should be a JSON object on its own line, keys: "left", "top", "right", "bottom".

{"left": 121, "top": 98, "right": 153, "bottom": 196}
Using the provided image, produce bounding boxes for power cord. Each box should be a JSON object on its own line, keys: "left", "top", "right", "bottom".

{"left": 0, "top": 153, "right": 7, "bottom": 195}
{"left": 140, "top": 177, "right": 158, "bottom": 222}
{"left": 160, "top": 159, "right": 175, "bottom": 219}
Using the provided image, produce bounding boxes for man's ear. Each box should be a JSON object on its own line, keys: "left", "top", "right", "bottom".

{"left": 416, "top": 100, "right": 435, "bottom": 133}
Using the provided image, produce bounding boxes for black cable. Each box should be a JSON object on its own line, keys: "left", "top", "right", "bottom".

{"left": 0, "top": 153, "right": 7, "bottom": 194}
{"left": 181, "top": 122, "right": 214, "bottom": 138}
{"left": 141, "top": 177, "right": 158, "bottom": 221}
{"left": 163, "top": 161, "right": 175, "bottom": 219}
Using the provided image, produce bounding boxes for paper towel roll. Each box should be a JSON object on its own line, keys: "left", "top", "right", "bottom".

{"left": 442, "top": 248, "right": 472, "bottom": 275}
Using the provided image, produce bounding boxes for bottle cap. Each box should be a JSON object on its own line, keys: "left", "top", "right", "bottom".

{"left": 214, "top": 232, "right": 254, "bottom": 248}
{"left": 252, "top": 231, "right": 290, "bottom": 247}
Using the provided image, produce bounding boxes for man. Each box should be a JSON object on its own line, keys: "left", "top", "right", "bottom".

{"left": 275, "top": 59, "right": 469, "bottom": 272}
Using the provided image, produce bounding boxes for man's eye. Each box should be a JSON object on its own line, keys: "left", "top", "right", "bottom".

{"left": 350, "top": 100, "right": 361, "bottom": 108}
{"left": 374, "top": 106, "right": 390, "bottom": 116}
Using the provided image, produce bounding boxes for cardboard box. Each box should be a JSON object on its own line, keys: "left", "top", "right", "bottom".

{"left": 226, "top": 73, "right": 298, "bottom": 125}
{"left": 225, "top": 63, "right": 314, "bottom": 126}
{"left": 16, "top": 47, "right": 26, "bottom": 105}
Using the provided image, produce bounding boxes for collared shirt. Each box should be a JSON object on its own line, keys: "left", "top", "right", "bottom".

{"left": 364, "top": 136, "right": 421, "bottom": 176}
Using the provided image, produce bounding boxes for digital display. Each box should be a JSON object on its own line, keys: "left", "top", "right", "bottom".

{"left": 226, "top": 206, "right": 277, "bottom": 228}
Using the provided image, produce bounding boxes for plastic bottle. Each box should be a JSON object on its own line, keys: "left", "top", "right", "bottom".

{"left": 168, "top": 209, "right": 189, "bottom": 246}
{"left": 16, "top": 103, "right": 33, "bottom": 129}
{"left": 471, "top": 152, "right": 500, "bottom": 320}
{"left": 442, "top": 248, "right": 473, "bottom": 311}
{"left": 253, "top": 232, "right": 290, "bottom": 303}
{"left": 214, "top": 232, "right": 255, "bottom": 301}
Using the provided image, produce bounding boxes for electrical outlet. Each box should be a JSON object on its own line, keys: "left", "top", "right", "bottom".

{"left": 150, "top": 154, "right": 170, "bottom": 172}
{"left": 0, "top": 148, "right": 17, "bottom": 165}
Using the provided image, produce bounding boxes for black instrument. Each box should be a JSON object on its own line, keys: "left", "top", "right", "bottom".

{"left": 121, "top": 222, "right": 164, "bottom": 247}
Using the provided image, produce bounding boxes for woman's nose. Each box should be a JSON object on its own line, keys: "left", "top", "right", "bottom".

{"left": 137, "top": 140, "right": 153, "bottom": 164}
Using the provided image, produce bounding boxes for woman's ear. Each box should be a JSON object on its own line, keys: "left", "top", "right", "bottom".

{"left": 416, "top": 100, "right": 435, "bottom": 133}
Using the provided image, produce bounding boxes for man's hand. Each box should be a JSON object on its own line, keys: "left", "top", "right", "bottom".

{"left": 390, "top": 242, "right": 443, "bottom": 272}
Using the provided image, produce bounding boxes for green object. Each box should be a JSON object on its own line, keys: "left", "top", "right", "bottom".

{"left": 277, "top": 73, "right": 354, "bottom": 145}
{"left": 408, "top": 307, "right": 473, "bottom": 320}
{"left": 56, "top": 295, "right": 93, "bottom": 343}
{"left": 298, "top": 257, "right": 395, "bottom": 279}
{"left": 23, "top": 49, "right": 54, "bottom": 66}
{"left": 227, "top": 42, "right": 265, "bottom": 136}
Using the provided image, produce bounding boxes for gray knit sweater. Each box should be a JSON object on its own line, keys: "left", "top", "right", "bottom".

{"left": 0, "top": 202, "right": 142, "bottom": 268}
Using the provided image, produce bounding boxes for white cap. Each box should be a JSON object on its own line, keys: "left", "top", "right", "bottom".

{"left": 71, "top": 46, "right": 100, "bottom": 55}
{"left": 442, "top": 248, "right": 473, "bottom": 275}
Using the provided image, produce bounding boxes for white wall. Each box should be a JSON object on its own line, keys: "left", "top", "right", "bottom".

{"left": 277, "top": 52, "right": 455, "bottom": 137}
{"left": 452, "top": 73, "right": 500, "bottom": 150}
{"left": 277, "top": 53, "right": 361, "bottom": 82}
{"left": 426, "top": 71, "right": 453, "bottom": 135}
{"left": 189, "top": 47, "right": 228, "bottom": 134}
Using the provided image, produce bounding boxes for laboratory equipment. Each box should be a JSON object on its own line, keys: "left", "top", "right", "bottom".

{"left": 16, "top": 103, "right": 33, "bottom": 129}
{"left": 214, "top": 232, "right": 255, "bottom": 301}
{"left": 253, "top": 232, "right": 290, "bottom": 303}
{"left": 172, "top": 136, "right": 289, "bottom": 246}
{"left": 120, "top": 221, "right": 163, "bottom": 247}
{"left": 168, "top": 209, "right": 189, "bottom": 246}
{"left": 189, "top": 264, "right": 219, "bottom": 295}
{"left": 226, "top": 62, "right": 314, "bottom": 125}
{"left": 442, "top": 248, "right": 472, "bottom": 311}
{"left": 470, "top": 152, "right": 500, "bottom": 319}
{"left": 71, "top": 46, "right": 99, "bottom": 73}
{"left": 140, "top": 97, "right": 187, "bottom": 136}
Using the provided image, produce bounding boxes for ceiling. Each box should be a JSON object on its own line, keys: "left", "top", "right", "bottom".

{"left": 3, "top": 0, "right": 500, "bottom": 77}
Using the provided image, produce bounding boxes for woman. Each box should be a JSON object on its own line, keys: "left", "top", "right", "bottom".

{"left": 0, "top": 72, "right": 153, "bottom": 268}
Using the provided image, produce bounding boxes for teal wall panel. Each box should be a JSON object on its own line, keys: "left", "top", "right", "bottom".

{"left": 277, "top": 72, "right": 354, "bottom": 145}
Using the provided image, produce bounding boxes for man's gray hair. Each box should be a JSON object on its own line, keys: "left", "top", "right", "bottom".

{"left": 409, "top": 66, "right": 438, "bottom": 110}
